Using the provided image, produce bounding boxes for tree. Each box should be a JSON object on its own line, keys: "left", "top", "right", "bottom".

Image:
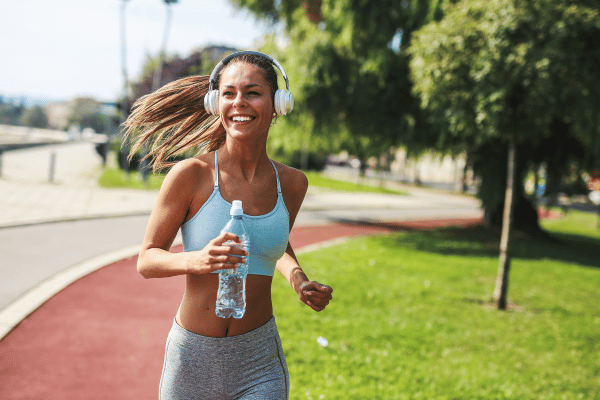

{"left": 0, "top": 96, "right": 25, "bottom": 126}
{"left": 230, "top": 0, "right": 449, "bottom": 171}
{"left": 131, "top": 51, "right": 202, "bottom": 102}
{"left": 130, "top": 45, "right": 237, "bottom": 103}
{"left": 20, "top": 105, "right": 49, "bottom": 128}
{"left": 67, "top": 97, "right": 107, "bottom": 133}
{"left": 409, "top": 0, "right": 600, "bottom": 309}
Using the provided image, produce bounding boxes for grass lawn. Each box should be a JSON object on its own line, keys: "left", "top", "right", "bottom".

{"left": 274, "top": 211, "right": 600, "bottom": 399}
{"left": 98, "top": 167, "right": 407, "bottom": 195}
{"left": 98, "top": 168, "right": 165, "bottom": 190}
{"left": 303, "top": 171, "right": 407, "bottom": 195}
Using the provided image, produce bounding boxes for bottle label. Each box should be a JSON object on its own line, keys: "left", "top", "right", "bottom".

{"left": 221, "top": 240, "right": 248, "bottom": 277}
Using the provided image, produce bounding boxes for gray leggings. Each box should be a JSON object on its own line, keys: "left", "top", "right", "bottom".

{"left": 159, "top": 317, "right": 289, "bottom": 400}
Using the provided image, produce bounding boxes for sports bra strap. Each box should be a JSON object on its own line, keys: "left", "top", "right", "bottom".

{"left": 213, "top": 151, "right": 219, "bottom": 187}
{"left": 214, "top": 150, "right": 281, "bottom": 193}
{"left": 270, "top": 160, "right": 282, "bottom": 193}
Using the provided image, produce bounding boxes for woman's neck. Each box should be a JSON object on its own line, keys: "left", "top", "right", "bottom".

{"left": 218, "top": 142, "right": 271, "bottom": 183}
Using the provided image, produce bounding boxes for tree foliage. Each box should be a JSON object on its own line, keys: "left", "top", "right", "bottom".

{"left": 409, "top": 0, "right": 600, "bottom": 221}
{"left": 231, "top": 0, "right": 450, "bottom": 165}
{"left": 131, "top": 51, "right": 203, "bottom": 102}
{"left": 20, "top": 105, "right": 49, "bottom": 129}
{"left": 67, "top": 97, "right": 107, "bottom": 133}
{"left": 130, "top": 45, "right": 238, "bottom": 104}
{"left": 0, "top": 97, "right": 24, "bottom": 126}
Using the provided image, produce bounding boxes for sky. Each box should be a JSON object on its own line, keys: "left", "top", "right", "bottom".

{"left": 0, "top": 0, "right": 270, "bottom": 103}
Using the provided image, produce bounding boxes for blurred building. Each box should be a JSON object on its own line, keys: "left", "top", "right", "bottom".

{"left": 45, "top": 102, "right": 71, "bottom": 130}
{"left": 390, "top": 149, "right": 474, "bottom": 191}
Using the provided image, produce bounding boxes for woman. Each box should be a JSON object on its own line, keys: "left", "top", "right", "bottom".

{"left": 124, "top": 51, "right": 333, "bottom": 399}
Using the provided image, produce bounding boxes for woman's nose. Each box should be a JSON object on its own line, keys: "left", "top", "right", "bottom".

{"left": 233, "top": 93, "right": 246, "bottom": 107}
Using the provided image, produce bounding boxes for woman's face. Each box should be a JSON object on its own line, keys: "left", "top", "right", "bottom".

{"left": 218, "top": 61, "right": 274, "bottom": 142}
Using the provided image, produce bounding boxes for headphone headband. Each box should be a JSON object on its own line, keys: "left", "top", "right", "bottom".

{"left": 207, "top": 50, "right": 290, "bottom": 92}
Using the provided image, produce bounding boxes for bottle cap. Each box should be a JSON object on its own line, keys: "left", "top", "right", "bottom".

{"left": 230, "top": 200, "right": 243, "bottom": 216}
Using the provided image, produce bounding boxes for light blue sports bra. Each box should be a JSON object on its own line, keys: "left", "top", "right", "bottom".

{"left": 180, "top": 151, "right": 290, "bottom": 276}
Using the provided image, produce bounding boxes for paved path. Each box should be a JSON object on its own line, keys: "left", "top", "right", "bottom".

{"left": 0, "top": 142, "right": 156, "bottom": 227}
{"left": 0, "top": 142, "right": 483, "bottom": 399}
{"left": 0, "top": 142, "right": 480, "bottom": 228}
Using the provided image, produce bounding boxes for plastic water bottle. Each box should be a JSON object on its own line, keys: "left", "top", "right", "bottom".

{"left": 216, "top": 200, "right": 249, "bottom": 319}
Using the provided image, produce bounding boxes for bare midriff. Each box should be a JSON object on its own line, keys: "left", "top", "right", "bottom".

{"left": 176, "top": 273, "right": 274, "bottom": 337}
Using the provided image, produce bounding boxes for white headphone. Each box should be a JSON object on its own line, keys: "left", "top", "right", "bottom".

{"left": 203, "top": 51, "right": 294, "bottom": 116}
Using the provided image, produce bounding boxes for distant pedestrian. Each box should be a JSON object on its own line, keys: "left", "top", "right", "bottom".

{"left": 123, "top": 51, "right": 333, "bottom": 400}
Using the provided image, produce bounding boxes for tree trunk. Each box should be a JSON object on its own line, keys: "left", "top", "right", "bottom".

{"left": 461, "top": 160, "right": 469, "bottom": 193}
{"left": 494, "top": 137, "right": 516, "bottom": 310}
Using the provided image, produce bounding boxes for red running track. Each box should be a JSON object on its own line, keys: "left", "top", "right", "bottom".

{"left": 0, "top": 218, "right": 480, "bottom": 399}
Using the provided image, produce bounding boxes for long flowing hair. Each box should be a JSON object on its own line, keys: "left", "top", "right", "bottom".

{"left": 122, "top": 75, "right": 224, "bottom": 172}
{"left": 122, "top": 53, "right": 279, "bottom": 172}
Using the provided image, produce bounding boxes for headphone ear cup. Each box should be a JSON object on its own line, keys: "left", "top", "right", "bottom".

{"left": 286, "top": 91, "right": 294, "bottom": 114}
{"left": 204, "top": 90, "right": 219, "bottom": 115}
{"left": 273, "top": 90, "right": 282, "bottom": 116}
{"left": 210, "top": 90, "right": 219, "bottom": 115}
{"left": 274, "top": 89, "right": 294, "bottom": 116}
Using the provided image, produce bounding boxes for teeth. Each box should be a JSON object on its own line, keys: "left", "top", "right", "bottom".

{"left": 232, "top": 116, "right": 252, "bottom": 122}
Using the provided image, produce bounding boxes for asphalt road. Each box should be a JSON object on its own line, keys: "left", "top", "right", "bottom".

{"left": 0, "top": 215, "right": 150, "bottom": 310}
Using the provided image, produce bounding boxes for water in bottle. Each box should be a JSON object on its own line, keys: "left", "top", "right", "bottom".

{"left": 216, "top": 200, "right": 249, "bottom": 319}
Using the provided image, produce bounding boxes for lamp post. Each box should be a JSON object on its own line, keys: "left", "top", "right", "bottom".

{"left": 151, "top": 0, "right": 178, "bottom": 92}
{"left": 141, "top": 0, "right": 178, "bottom": 183}
{"left": 120, "top": 0, "right": 130, "bottom": 105}
{"left": 120, "top": 0, "right": 131, "bottom": 173}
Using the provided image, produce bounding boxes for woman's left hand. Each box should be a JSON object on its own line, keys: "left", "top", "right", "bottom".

{"left": 298, "top": 281, "right": 333, "bottom": 312}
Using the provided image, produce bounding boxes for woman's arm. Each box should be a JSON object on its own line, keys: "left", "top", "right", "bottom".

{"left": 137, "top": 158, "right": 246, "bottom": 279}
{"left": 275, "top": 165, "right": 333, "bottom": 311}
{"left": 276, "top": 243, "right": 333, "bottom": 311}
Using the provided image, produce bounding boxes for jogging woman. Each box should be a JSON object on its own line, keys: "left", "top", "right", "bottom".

{"left": 124, "top": 51, "right": 333, "bottom": 399}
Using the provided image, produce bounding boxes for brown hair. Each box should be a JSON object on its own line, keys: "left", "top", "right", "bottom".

{"left": 123, "top": 53, "right": 279, "bottom": 172}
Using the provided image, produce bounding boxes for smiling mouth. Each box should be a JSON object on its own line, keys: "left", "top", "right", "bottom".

{"left": 230, "top": 116, "right": 255, "bottom": 122}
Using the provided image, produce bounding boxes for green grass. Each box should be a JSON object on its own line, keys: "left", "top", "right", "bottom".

{"left": 304, "top": 171, "right": 407, "bottom": 195}
{"left": 98, "top": 167, "right": 165, "bottom": 190}
{"left": 541, "top": 208, "right": 600, "bottom": 239}
{"left": 274, "top": 211, "right": 600, "bottom": 399}
{"left": 98, "top": 167, "right": 406, "bottom": 195}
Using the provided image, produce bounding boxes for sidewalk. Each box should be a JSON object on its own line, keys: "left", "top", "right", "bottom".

{"left": 0, "top": 142, "right": 481, "bottom": 228}
{"left": 0, "top": 142, "right": 158, "bottom": 227}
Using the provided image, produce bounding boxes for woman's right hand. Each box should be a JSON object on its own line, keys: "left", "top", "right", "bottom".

{"left": 184, "top": 232, "right": 248, "bottom": 275}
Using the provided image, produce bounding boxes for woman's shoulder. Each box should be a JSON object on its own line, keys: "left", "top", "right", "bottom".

{"left": 272, "top": 161, "right": 308, "bottom": 195}
{"left": 270, "top": 161, "right": 308, "bottom": 225}
{"left": 161, "top": 153, "right": 214, "bottom": 193}
{"left": 167, "top": 154, "right": 213, "bottom": 178}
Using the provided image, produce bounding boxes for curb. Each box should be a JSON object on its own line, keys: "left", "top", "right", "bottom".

{"left": 0, "top": 242, "right": 150, "bottom": 341}
{"left": 0, "top": 211, "right": 152, "bottom": 230}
